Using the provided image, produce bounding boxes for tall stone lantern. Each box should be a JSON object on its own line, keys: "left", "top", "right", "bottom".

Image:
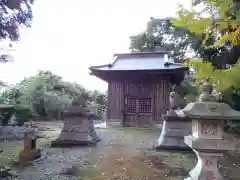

{"left": 178, "top": 80, "right": 240, "bottom": 180}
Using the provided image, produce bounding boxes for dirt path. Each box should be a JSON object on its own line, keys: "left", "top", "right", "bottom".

{"left": 5, "top": 127, "right": 196, "bottom": 180}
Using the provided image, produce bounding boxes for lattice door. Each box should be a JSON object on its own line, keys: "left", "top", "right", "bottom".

{"left": 124, "top": 96, "right": 152, "bottom": 127}
{"left": 124, "top": 96, "right": 137, "bottom": 114}
{"left": 139, "top": 97, "right": 152, "bottom": 115}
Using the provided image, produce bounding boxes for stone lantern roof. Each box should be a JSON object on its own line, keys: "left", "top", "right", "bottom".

{"left": 177, "top": 80, "right": 240, "bottom": 120}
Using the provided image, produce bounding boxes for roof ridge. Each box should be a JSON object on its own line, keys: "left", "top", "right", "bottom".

{"left": 114, "top": 51, "right": 168, "bottom": 57}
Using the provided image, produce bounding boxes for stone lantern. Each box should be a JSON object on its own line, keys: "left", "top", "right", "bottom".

{"left": 178, "top": 80, "right": 240, "bottom": 180}
{"left": 51, "top": 105, "right": 101, "bottom": 147}
{"left": 156, "top": 85, "right": 192, "bottom": 151}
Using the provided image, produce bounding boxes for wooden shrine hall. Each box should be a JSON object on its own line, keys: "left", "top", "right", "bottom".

{"left": 89, "top": 52, "right": 187, "bottom": 127}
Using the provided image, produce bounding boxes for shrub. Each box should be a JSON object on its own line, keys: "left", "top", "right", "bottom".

{"left": 14, "top": 104, "right": 33, "bottom": 126}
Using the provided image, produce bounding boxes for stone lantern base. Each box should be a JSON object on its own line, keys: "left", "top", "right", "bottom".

{"left": 156, "top": 113, "right": 192, "bottom": 151}
{"left": 184, "top": 135, "right": 240, "bottom": 180}
{"left": 51, "top": 117, "right": 101, "bottom": 147}
{"left": 186, "top": 150, "right": 223, "bottom": 180}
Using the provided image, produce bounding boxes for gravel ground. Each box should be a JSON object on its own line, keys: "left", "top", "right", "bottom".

{"left": 3, "top": 122, "right": 240, "bottom": 180}
{"left": 3, "top": 125, "right": 195, "bottom": 180}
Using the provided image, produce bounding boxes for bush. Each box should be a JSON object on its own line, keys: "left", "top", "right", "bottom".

{"left": 14, "top": 104, "right": 33, "bottom": 126}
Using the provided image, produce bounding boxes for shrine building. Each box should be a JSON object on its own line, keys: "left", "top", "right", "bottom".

{"left": 89, "top": 52, "right": 187, "bottom": 127}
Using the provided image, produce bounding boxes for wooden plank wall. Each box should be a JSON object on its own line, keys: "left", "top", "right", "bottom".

{"left": 107, "top": 75, "right": 171, "bottom": 124}
{"left": 124, "top": 80, "right": 152, "bottom": 95}
{"left": 107, "top": 81, "right": 123, "bottom": 122}
{"left": 152, "top": 76, "right": 171, "bottom": 123}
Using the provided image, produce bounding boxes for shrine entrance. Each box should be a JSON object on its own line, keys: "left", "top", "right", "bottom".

{"left": 123, "top": 96, "right": 152, "bottom": 127}
{"left": 90, "top": 52, "right": 187, "bottom": 127}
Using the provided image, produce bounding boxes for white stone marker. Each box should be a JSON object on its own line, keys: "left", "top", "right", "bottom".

{"left": 177, "top": 80, "right": 240, "bottom": 180}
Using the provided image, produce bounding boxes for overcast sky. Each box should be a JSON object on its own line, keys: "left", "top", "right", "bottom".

{"left": 0, "top": 0, "right": 190, "bottom": 92}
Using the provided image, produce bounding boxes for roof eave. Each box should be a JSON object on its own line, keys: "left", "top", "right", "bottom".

{"left": 89, "top": 67, "right": 188, "bottom": 73}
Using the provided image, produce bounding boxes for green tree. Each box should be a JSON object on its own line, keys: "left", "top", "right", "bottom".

{"left": 90, "top": 90, "right": 107, "bottom": 116}
{"left": 129, "top": 17, "right": 201, "bottom": 62}
{"left": 1, "top": 70, "right": 99, "bottom": 122}
{"left": 130, "top": 12, "right": 240, "bottom": 67}
{"left": 0, "top": 0, "right": 33, "bottom": 41}
{"left": 172, "top": 0, "right": 240, "bottom": 67}
{"left": 0, "top": 0, "right": 33, "bottom": 63}
{"left": 172, "top": 0, "right": 240, "bottom": 112}
{"left": 173, "top": 0, "right": 240, "bottom": 48}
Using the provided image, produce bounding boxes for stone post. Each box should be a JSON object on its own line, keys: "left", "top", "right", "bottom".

{"left": 179, "top": 80, "right": 240, "bottom": 180}
{"left": 17, "top": 132, "right": 41, "bottom": 167}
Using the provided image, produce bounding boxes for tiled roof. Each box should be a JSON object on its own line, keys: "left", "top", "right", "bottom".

{"left": 89, "top": 52, "right": 186, "bottom": 71}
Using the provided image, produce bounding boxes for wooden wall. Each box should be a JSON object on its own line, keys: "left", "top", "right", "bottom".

{"left": 152, "top": 76, "right": 171, "bottom": 123}
{"left": 107, "top": 75, "right": 171, "bottom": 126}
{"left": 107, "top": 81, "right": 123, "bottom": 122}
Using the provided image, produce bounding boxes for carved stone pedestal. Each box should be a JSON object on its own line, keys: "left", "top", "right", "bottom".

{"left": 183, "top": 120, "right": 240, "bottom": 180}
{"left": 51, "top": 117, "right": 100, "bottom": 147}
{"left": 156, "top": 112, "right": 192, "bottom": 151}
{"left": 184, "top": 135, "right": 228, "bottom": 180}
{"left": 187, "top": 151, "right": 223, "bottom": 180}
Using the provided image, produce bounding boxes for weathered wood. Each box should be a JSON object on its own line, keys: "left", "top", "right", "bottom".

{"left": 90, "top": 52, "right": 187, "bottom": 128}
{"left": 106, "top": 73, "right": 172, "bottom": 127}
{"left": 108, "top": 81, "right": 123, "bottom": 123}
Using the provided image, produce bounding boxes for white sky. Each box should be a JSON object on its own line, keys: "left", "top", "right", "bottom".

{"left": 0, "top": 0, "right": 190, "bottom": 92}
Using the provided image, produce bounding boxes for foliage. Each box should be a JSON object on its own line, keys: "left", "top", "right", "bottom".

{"left": 171, "top": 0, "right": 240, "bottom": 133}
{"left": 187, "top": 60, "right": 240, "bottom": 91}
{"left": 0, "top": 70, "right": 107, "bottom": 123}
{"left": 171, "top": 0, "right": 240, "bottom": 67}
{"left": 130, "top": 1, "right": 240, "bottom": 66}
{"left": 14, "top": 104, "right": 33, "bottom": 125}
{"left": 172, "top": 0, "right": 240, "bottom": 48}
{"left": 186, "top": 59, "right": 240, "bottom": 109}
{"left": 90, "top": 90, "right": 107, "bottom": 117}
{"left": 129, "top": 17, "right": 237, "bottom": 65}
{"left": 129, "top": 17, "right": 204, "bottom": 62}
{"left": 0, "top": 0, "right": 33, "bottom": 63}
{"left": 0, "top": 0, "right": 33, "bottom": 41}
